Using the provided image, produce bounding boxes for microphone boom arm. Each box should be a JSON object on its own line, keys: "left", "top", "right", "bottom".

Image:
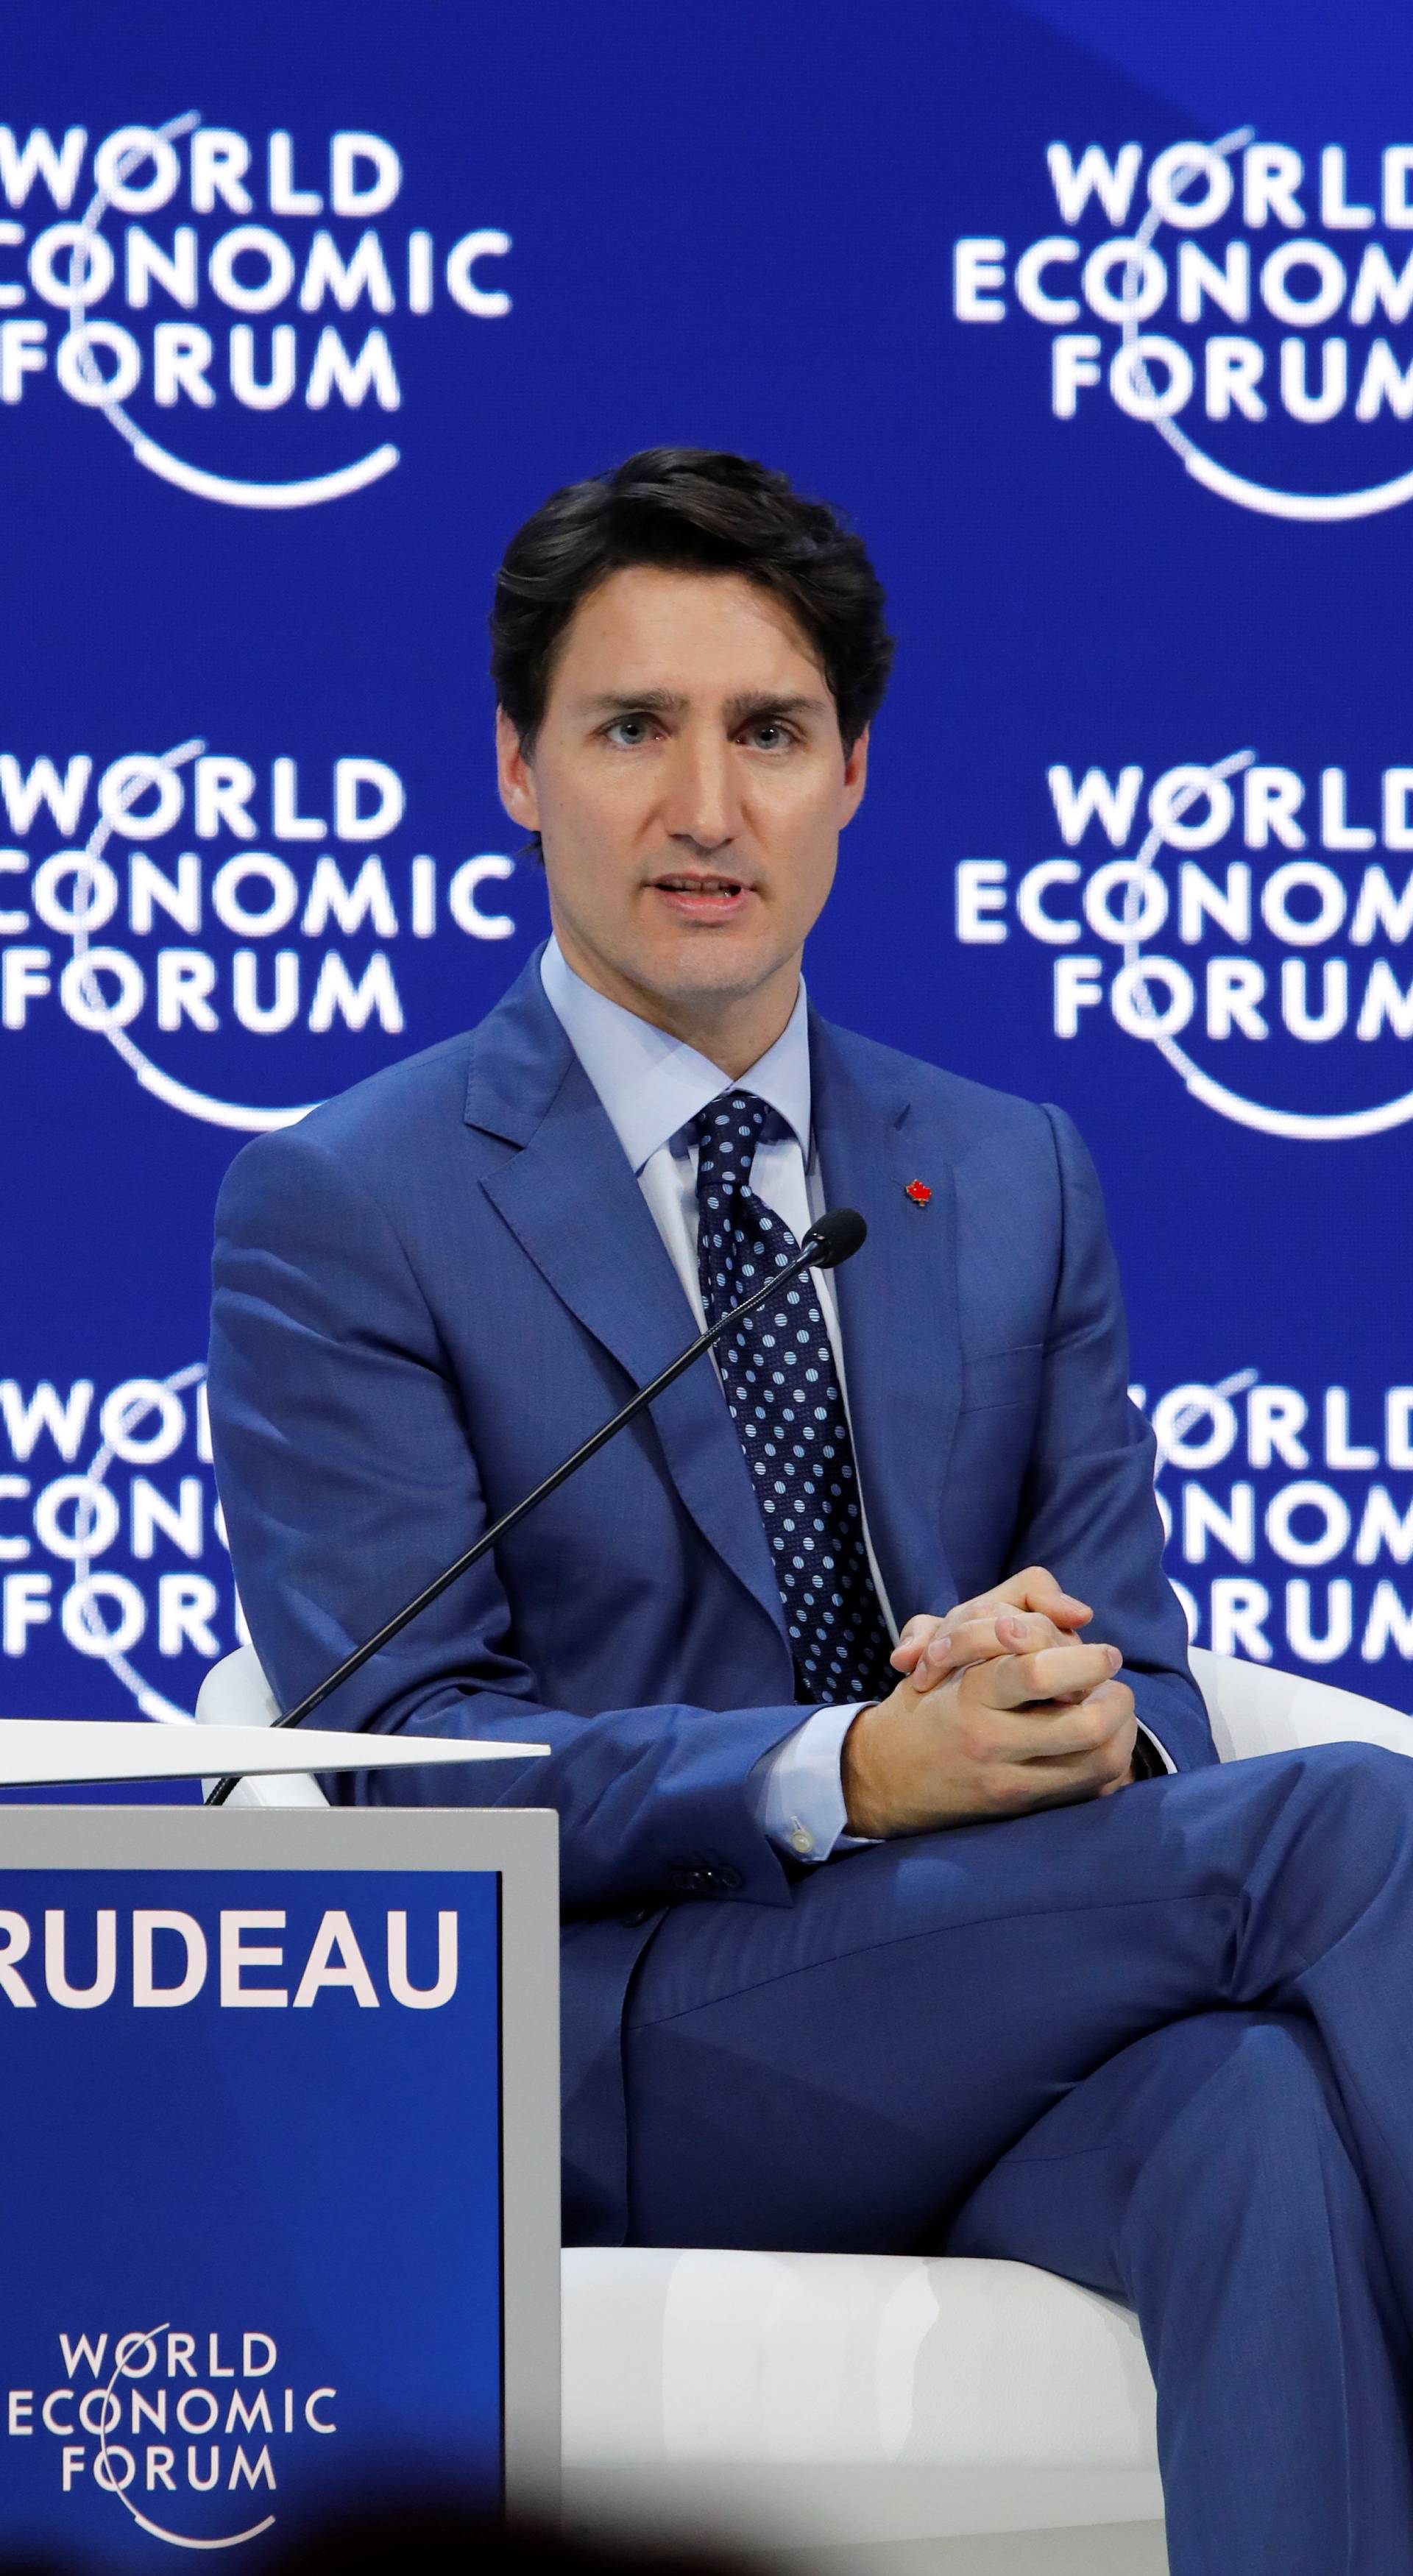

{"left": 205, "top": 1210, "right": 865, "bottom": 1807}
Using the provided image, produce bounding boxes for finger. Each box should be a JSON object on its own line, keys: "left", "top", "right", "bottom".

{"left": 946, "top": 1569, "right": 1093, "bottom": 1635}
{"left": 971, "top": 1641, "right": 1122, "bottom": 1711}
{"left": 1016, "top": 1679, "right": 1136, "bottom": 1766}
{"left": 1097, "top": 1765, "right": 1138, "bottom": 1797}
{"left": 913, "top": 1610, "right": 1066, "bottom": 1694}
{"left": 1006, "top": 1566, "right": 1093, "bottom": 1628}
{"left": 897, "top": 1604, "right": 1006, "bottom": 1679}
{"left": 890, "top": 1613, "right": 945, "bottom": 1672}
{"left": 981, "top": 1688, "right": 1137, "bottom": 1800}
{"left": 904, "top": 1631, "right": 953, "bottom": 1689}
{"left": 894, "top": 1578, "right": 1096, "bottom": 1686}
{"left": 896, "top": 1573, "right": 1092, "bottom": 1672}
{"left": 991, "top": 1741, "right": 1137, "bottom": 1816}
{"left": 896, "top": 1613, "right": 941, "bottom": 1649}
{"left": 954, "top": 1680, "right": 1133, "bottom": 1769}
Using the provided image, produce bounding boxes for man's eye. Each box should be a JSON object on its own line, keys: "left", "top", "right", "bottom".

{"left": 606, "top": 716, "right": 654, "bottom": 746}
{"left": 746, "top": 721, "right": 792, "bottom": 750}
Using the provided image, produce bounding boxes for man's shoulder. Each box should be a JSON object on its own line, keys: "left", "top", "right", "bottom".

{"left": 288, "top": 1024, "right": 480, "bottom": 1158}
{"left": 221, "top": 955, "right": 562, "bottom": 1203}
{"left": 219, "top": 1025, "right": 477, "bottom": 1209}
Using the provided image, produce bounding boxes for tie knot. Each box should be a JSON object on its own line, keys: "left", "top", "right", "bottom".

{"left": 691, "top": 1091, "right": 769, "bottom": 1176}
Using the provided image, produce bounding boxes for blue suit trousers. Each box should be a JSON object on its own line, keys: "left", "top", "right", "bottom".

{"left": 621, "top": 1744, "right": 1413, "bottom": 2575}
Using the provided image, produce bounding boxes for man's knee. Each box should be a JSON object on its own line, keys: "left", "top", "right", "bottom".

{"left": 1292, "top": 1738, "right": 1413, "bottom": 1798}
{"left": 1004, "top": 2011, "right": 1332, "bottom": 2173}
{"left": 948, "top": 2011, "right": 1345, "bottom": 2290}
{"left": 1174, "top": 2013, "right": 1339, "bottom": 2147}
{"left": 1204, "top": 1741, "right": 1413, "bottom": 1916}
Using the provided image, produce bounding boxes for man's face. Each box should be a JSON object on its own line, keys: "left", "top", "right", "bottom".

{"left": 496, "top": 564, "right": 868, "bottom": 1044}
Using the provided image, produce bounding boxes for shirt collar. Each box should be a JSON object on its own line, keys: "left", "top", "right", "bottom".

{"left": 539, "top": 935, "right": 812, "bottom": 1175}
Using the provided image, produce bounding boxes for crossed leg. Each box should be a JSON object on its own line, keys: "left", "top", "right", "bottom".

{"left": 623, "top": 1743, "right": 1413, "bottom": 2573}
{"left": 951, "top": 2012, "right": 1413, "bottom": 2576}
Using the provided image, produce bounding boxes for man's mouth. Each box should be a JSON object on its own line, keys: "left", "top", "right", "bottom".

{"left": 648, "top": 873, "right": 752, "bottom": 916}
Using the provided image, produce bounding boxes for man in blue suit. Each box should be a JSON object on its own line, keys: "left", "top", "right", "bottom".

{"left": 212, "top": 452, "right": 1413, "bottom": 2572}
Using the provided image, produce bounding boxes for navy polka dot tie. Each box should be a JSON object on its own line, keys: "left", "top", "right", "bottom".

{"left": 692, "top": 1089, "right": 895, "bottom": 1705}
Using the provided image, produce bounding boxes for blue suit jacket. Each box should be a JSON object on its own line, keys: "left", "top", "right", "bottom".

{"left": 208, "top": 951, "right": 1213, "bottom": 2242}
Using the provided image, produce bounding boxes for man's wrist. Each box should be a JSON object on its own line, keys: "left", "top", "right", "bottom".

{"left": 841, "top": 1703, "right": 887, "bottom": 1839}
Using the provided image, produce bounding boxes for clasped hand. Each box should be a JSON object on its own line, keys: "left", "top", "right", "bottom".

{"left": 841, "top": 1567, "right": 1138, "bottom": 1838}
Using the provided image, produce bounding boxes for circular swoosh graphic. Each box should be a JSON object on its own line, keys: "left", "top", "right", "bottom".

{"left": 96, "top": 2326, "right": 277, "bottom": 2551}
{"left": 1121, "top": 128, "right": 1413, "bottom": 525}
{"left": 63, "top": 112, "right": 400, "bottom": 512}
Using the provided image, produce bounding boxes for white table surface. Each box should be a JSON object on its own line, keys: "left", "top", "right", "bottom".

{"left": 0, "top": 1720, "right": 548, "bottom": 1787}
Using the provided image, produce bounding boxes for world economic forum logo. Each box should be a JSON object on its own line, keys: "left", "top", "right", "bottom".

{"left": 955, "top": 751, "right": 1413, "bottom": 1139}
{"left": 0, "top": 114, "right": 511, "bottom": 509}
{"left": 0, "top": 737, "right": 519, "bottom": 1133}
{"left": 14, "top": 2321, "right": 328, "bottom": 2549}
{"left": 0, "top": 1362, "right": 227, "bottom": 1726}
{"left": 955, "top": 128, "right": 1413, "bottom": 521}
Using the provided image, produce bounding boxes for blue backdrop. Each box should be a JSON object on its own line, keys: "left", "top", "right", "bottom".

{"left": 3, "top": 0, "right": 1410, "bottom": 1739}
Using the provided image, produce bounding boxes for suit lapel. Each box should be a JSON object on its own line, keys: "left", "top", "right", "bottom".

{"left": 809, "top": 1013, "right": 962, "bottom": 1627}
{"left": 467, "top": 961, "right": 790, "bottom": 1649}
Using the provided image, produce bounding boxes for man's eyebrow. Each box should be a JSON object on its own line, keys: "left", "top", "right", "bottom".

{"left": 723, "top": 690, "right": 828, "bottom": 729}
{"left": 578, "top": 689, "right": 687, "bottom": 716}
{"left": 574, "top": 688, "right": 829, "bottom": 724}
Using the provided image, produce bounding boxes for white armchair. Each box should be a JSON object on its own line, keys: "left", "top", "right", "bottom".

{"left": 193, "top": 1644, "right": 1411, "bottom": 2573}
{"left": 194, "top": 1644, "right": 325, "bottom": 1806}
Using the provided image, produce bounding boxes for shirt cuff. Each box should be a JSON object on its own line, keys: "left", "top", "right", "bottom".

{"left": 751, "top": 1703, "right": 872, "bottom": 1861}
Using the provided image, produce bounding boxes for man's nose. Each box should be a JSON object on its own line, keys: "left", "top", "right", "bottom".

{"left": 661, "top": 730, "right": 738, "bottom": 852}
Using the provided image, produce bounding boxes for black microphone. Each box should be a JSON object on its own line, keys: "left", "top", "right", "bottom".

{"left": 205, "top": 1208, "right": 868, "bottom": 1806}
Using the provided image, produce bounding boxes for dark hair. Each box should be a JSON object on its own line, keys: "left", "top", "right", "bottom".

{"left": 489, "top": 447, "right": 893, "bottom": 759}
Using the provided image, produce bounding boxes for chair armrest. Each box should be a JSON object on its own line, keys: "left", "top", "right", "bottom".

{"left": 1191, "top": 1646, "right": 1413, "bottom": 1763}
{"left": 193, "top": 1646, "right": 328, "bottom": 1808}
{"left": 195, "top": 1644, "right": 281, "bottom": 1729}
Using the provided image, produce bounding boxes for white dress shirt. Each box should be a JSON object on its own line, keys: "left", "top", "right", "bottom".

{"left": 539, "top": 937, "right": 885, "bottom": 1862}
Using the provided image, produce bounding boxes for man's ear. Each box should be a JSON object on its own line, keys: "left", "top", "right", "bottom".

{"left": 840, "top": 723, "right": 870, "bottom": 827}
{"left": 495, "top": 707, "right": 540, "bottom": 832}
